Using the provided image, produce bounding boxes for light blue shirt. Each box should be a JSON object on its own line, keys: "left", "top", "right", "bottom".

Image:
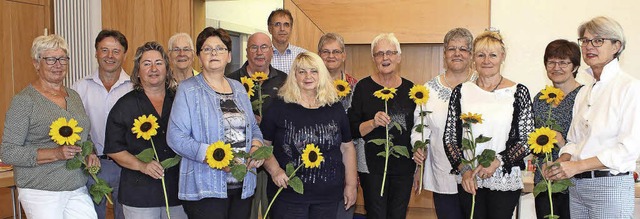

{"left": 72, "top": 70, "right": 132, "bottom": 155}
{"left": 167, "top": 74, "right": 263, "bottom": 200}
{"left": 271, "top": 43, "right": 306, "bottom": 74}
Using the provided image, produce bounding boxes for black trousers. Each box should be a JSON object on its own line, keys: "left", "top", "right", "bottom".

{"left": 457, "top": 185, "right": 521, "bottom": 219}
{"left": 270, "top": 199, "right": 338, "bottom": 219}
{"left": 535, "top": 192, "right": 570, "bottom": 219}
{"left": 433, "top": 192, "right": 465, "bottom": 219}
{"left": 182, "top": 188, "right": 253, "bottom": 219}
{"left": 359, "top": 173, "right": 413, "bottom": 219}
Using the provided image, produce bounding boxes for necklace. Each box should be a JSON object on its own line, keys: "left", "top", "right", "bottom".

{"left": 442, "top": 70, "right": 472, "bottom": 89}
{"left": 491, "top": 76, "right": 503, "bottom": 92}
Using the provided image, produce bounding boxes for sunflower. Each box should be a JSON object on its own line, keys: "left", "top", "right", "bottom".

{"left": 49, "top": 117, "right": 83, "bottom": 145}
{"left": 251, "top": 71, "right": 268, "bottom": 82}
{"left": 206, "top": 141, "right": 234, "bottom": 169}
{"left": 460, "top": 112, "right": 483, "bottom": 124}
{"left": 334, "top": 79, "right": 351, "bottom": 98}
{"left": 373, "top": 87, "right": 397, "bottom": 101}
{"left": 301, "top": 143, "right": 324, "bottom": 168}
{"left": 131, "top": 114, "right": 159, "bottom": 140}
{"left": 539, "top": 85, "right": 565, "bottom": 106}
{"left": 528, "top": 127, "right": 558, "bottom": 154}
{"left": 409, "top": 85, "right": 429, "bottom": 105}
{"left": 241, "top": 76, "right": 255, "bottom": 97}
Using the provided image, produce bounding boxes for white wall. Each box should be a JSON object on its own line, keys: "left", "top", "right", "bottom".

{"left": 492, "top": 0, "right": 640, "bottom": 94}
{"left": 205, "top": 0, "right": 282, "bottom": 34}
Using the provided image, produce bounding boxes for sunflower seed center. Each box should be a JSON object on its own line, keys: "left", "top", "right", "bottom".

{"left": 141, "top": 122, "right": 152, "bottom": 132}
{"left": 549, "top": 93, "right": 557, "bottom": 98}
{"left": 337, "top": 85, "right": 345, "bottom": 92}
{"left": 59, "top": 126, "right": 74, "bottom": 137}
{"left": 243, "top": 84, "right": 250, "bottom": 92}
{"left": 381, "top": 90, "right": 391, "bottom": 94}
{"left": 213, "top": 148, "right": 226, "bottom": 161}
{"left": 415, "top": 92, "right": 423, "bottom": 99}
{"left": 308, "top": 151, "right": 318, "bottom": 162}
{"left": 536, "top": 135, "right": 549, "bottom": 146}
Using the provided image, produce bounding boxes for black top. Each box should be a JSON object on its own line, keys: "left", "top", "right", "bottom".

{"left": 227, "top": 62, "right": 287, "bottom": 115}
{"left": 532, "top": 85, "right": 582, "bottom": 184}
{"left": 261, "top": 98, "right": 351, "bottom": 204}
{"left": 104, "top": 89, "right": 181, "bottom": 207}
{"left": 347, "top": 76, "right": 416, "bottom": 176}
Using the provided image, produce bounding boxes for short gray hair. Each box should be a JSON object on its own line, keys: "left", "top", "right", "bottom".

{"left": 167, "top": 33, "right": 194, "bottom": 50}
{"left": 31, "top": 34, "right": 68, "bottom": 61}
{"left": 443, "top": 28, "right": 473, "bottom": 51}
{"left": 318, "top": 33, "right": 345, "bottom": 52}
{"left": 371, "top": 33, "right": 401, "bottom": 57}
{"left": 578, "top": 16, "right": 626, "bottom": 58}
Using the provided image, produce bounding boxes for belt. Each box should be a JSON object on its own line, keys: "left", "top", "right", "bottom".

{"left": 97, "top": 155, "right": 113, "bottom": 161}
{"left": 574, "top": 170, "right": 629, "bottom": 179}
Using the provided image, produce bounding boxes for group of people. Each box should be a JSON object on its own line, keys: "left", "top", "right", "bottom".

{"left": 1, "top": 7, "right": 638, "bottom": 219}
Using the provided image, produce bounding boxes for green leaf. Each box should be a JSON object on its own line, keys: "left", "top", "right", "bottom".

{"left": 418, "top": 111, "right": 431, "bottom": 117}
{"left": 89, "top": 177, "right": 113, "bottom": 204}
{"left": 532, "top": 181, "right": 548, "bottom": 197}
{"left": 80, "top": 141, "right": 94, "bottom": 157}
{"left": 475, "top": 135, "right": 492, "bottom": 144}
{"left": 250, "top": 146, "right": 273, "bottom": 160}
{"left": 544, "top": 214, "right": 560, "bottom": 219}
{"left": 392, "top": 146, "right": 410, "bottom": 158}
{"left": 66, "top": 157, "right": 82, "bottom": 170}
{"left": 477, "top": 149, "right": 496, "bottom": 167}
{"left": 392, "top": 122, "right": 403, "bottom": 134}
{"left": 461, "top": 138, "right": 473, "bottom": 150}
{"left": 288, "top": 176, "right": 304, "bottom": 194}
{"left": 285, "top": 163, "right": 295, "bottom": 176}
{"left": 389, "top": 150, "right": 400, "bottom": 158}
{"left": 550, "top": 179, "right": 573, "bottom": 193}
{"left": 260, "top": 94, "right": 270, "bottom": 99}
{"left": 412, "top": 140, "right": 427, "bottom": 151}
{"left": 161, "top": 155, "right": 181, "bottom": 169}
{"left": 376, "top": 151, "right": 386, "bottom": 157}
{"left": 414, "top": 124, "right": 424, "bottom": 133}
{"left": 235, "top": 151, "right": 249, "bottom": 159}
{"left": 368, "top": 139, "right": 387, "bottom": 146}
{"left": 135, "top": 148, "right": 155, "bottom": 163}
{"left": 231, "top": 164, "right": 248, "bottom": 181}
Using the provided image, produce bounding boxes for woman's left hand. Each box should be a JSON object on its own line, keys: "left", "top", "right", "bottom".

{"left": 85, "top": 154, "right": 101, "bottom": 168}
{"left": 343, "top": 184, "right": 357, "bottom": 209}
{"left": 474, "top": 158, "right": 500, "bottom": 179}
{"left": 247, "top": 158, "right": 264, "bottom": 169}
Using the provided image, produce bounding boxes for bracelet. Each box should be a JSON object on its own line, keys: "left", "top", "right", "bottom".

{"left": 459, "top": 164, "right": 473, "bottom": 174}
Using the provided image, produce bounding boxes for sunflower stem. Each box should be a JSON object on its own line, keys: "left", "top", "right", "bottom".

{"left": 258, "top": 82, "right": 263, "bottom": 118}
{"left": 381, "top": 100, "right": 390, "bottom": 197}
{"left": 545, "top": 153, "right": 555, "bottom": 219}
{"left": 150, "top": 138, "right": 171, "bottom": 219}
{"left": 264, "top": 164, "right": 303, "bottom": 219}
{"left": 418, "top": 105, "right": 425, "bottom": 195}
{"left": 79, "top": 156, "right": 113, "bottom": 204}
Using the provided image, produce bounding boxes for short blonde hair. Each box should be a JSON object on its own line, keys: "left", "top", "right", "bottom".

{"left": 279, "top": 52, "right": 339, "bottom": 107}
{"left": 473, "top": 30, "right": 505, "bottom": 55}
{"left": 371, "top": 33, "right": 402, "bottom": 57}
{"left": 31, "top": 34, "right": 68, "bottom": 61}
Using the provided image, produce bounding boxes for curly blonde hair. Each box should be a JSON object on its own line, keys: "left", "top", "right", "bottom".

{"left": 278, "top": 52, "right": 339, "bottom": 107}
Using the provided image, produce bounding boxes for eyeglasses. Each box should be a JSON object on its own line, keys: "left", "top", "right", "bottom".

{"left": 578, "top": 37, "right": 617, "bottom": 47}
{"left": 545, "top": 61, "right": 571, "bottom": 68}
{"left": 270, "top": 22, "right": 291, "bottom": 28}
{"left": 319, "top": 49, "right": 343, "bottom": 56}
{"left": 445, "top": 46, "right": 470, "bottom": 53}
{"left": 41, "top": 56, "right": 70, "bottom": 65}
{"left": 249, "top": 44, "right": 271, "bottom": 53}
{"left": 201, "top": 46, "right": 229, "bottom": 55}
{"left": 170, "top": 47, "right": 193, "bottom": 53}
{"left": 373, "top": 50, "right": 399, "bottom": 58}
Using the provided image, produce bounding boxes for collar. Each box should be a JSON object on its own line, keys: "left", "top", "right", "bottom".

{"left": 272, "top": 44, "right": 291, "bottom": 55}
{"left": 585, "top": 58, "right": 621, "bottom": 84}
{"left": 88, "top": 69, "right": 130, "bottom": 88}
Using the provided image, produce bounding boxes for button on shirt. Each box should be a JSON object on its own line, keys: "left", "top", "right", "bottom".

{"left": 271, "top": 44, "right": 306, "bottom": 74}
{"left": 72, "top": 70, "right": 133, "bottom": 155}
{"left": 560, "top": 59, "right": 640, "bottom": 174}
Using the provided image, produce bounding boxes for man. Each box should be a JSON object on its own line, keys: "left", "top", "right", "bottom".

{"left": 168, "top": 32, "right": 199, "bottom": 82}
{"left": 227, "top": 32, "right": 287, "bottom": 219}
{"left": 72, "top": 29, "right": 132, "bottom": 219}
{"left": 267, "top": 8, "right": 306, "bottom": 74}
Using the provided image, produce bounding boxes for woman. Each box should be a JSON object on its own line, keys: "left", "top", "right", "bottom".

{"left": 347, "top": 33, "right": 416, "bottom": 219}
{"left": 532, "top": 39, "right": 582, "bottom": 219}
{"left": 104, "top": 42, "right": 186, "bottom": 219}
{"left": 544, "top": 16, "right": 640, "bottom": 218}
{"left": 261, "top": 51, "right": 357, "bottom": 219}
{"left": 411, "top": 27, "right": 476, "bottom": 219}
{"left": 443, "top": 30, "right": 534, "bottom": 219}
{"left": 0, "top": 34, "right": 97, "bottom": 218}
{"left": 167, "top": 27, "right": 264, "bottom": 219}
{"left": 318, "top": 32, "right": 358, "bottom": 110}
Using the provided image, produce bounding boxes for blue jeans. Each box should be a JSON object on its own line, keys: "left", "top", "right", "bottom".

{"left": 87, "top": 159, "right": 123, "bottom": 219}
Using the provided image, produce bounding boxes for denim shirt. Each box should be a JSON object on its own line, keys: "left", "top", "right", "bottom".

{"left": 167, "top": 74, "right": 263, "bottom": 200}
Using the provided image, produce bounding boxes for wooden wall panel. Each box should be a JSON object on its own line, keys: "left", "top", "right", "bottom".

{"left": 102, "top": 0, "right": 198, "bottom": 74}
{"left": 284, "top": 0, "right": 324, "bottom": 52}
{"left": 291, "top": 0, "right": 490, "bottom": 44}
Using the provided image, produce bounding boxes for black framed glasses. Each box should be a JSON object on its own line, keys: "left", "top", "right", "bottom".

{"left": 249, "top": 44, "right": 271, "bottom": 53}
{"left": 41, "top": 56, "right": 70, "bottom": 65}
{"left": 201, "top": 46, "right": 229, "bottom": 55}
{"left": 545, "top": 61, "right": 571, "bottom": 68}
{"left": 319, "top": 49, "right": 343, "bottom": 56}
{"left": 170, "top": 47, "right": 193, "bottom": 53}
{"left": 578, "top": 37, "right": 617, "bottom": 47}
{"left": 373, "top": 50, "right": 398, "bottom": 58}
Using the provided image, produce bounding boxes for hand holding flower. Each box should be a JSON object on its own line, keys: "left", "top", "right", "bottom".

{"left": 270, "top": 167, "right": 289, "bottom": 188}
{"left": 412, "top": 148, "right": 426, "bottom": 165}
{"left": 461, "top": 169, "right": 478, "bottom": 195}
{"left": 85, "top": 154, "right": 100, "bottom": 168}
{"left": 372, "top": 111, "right": 391, "bottom": 127}
{"left": 57, "top": 145, "right": 82, "bottom": 160}
{"left": 139, "top": 160, "right": 164, "bottom": 179}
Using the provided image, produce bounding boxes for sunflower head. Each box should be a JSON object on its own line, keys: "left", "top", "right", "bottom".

{"left": 206, "top": 141, "right": 234, "bottom": 169}
{"left": 240, "top": 76, "right": 255, "bottom": 97}
{"left": 301, "top": 143, "right": 324, "bottom": 168}
{"left": 49, "top": 117, "right": 84, "bottom": 145}
{"left": 251, "top": 71, "right": 268, "bottom": 82}
{"left": 539, "top": 85, "right": 565, "bottom": 106}
{"left": 373, "top": 87, "right": 397, "bottom": 101}
{"left": 528, "top": 127, "right": 558, "bottom": 154}
{"left": 460, "top": 112, "right": 483, "bottom": 124}
{"left": 131, "top": 114, "right": 159, "bottom": 140}
{"left": 334, "top": 79, "right": 351, "bottom": 98}
{"left": 409, "top": 85, "right": 429, "bottom": 105}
